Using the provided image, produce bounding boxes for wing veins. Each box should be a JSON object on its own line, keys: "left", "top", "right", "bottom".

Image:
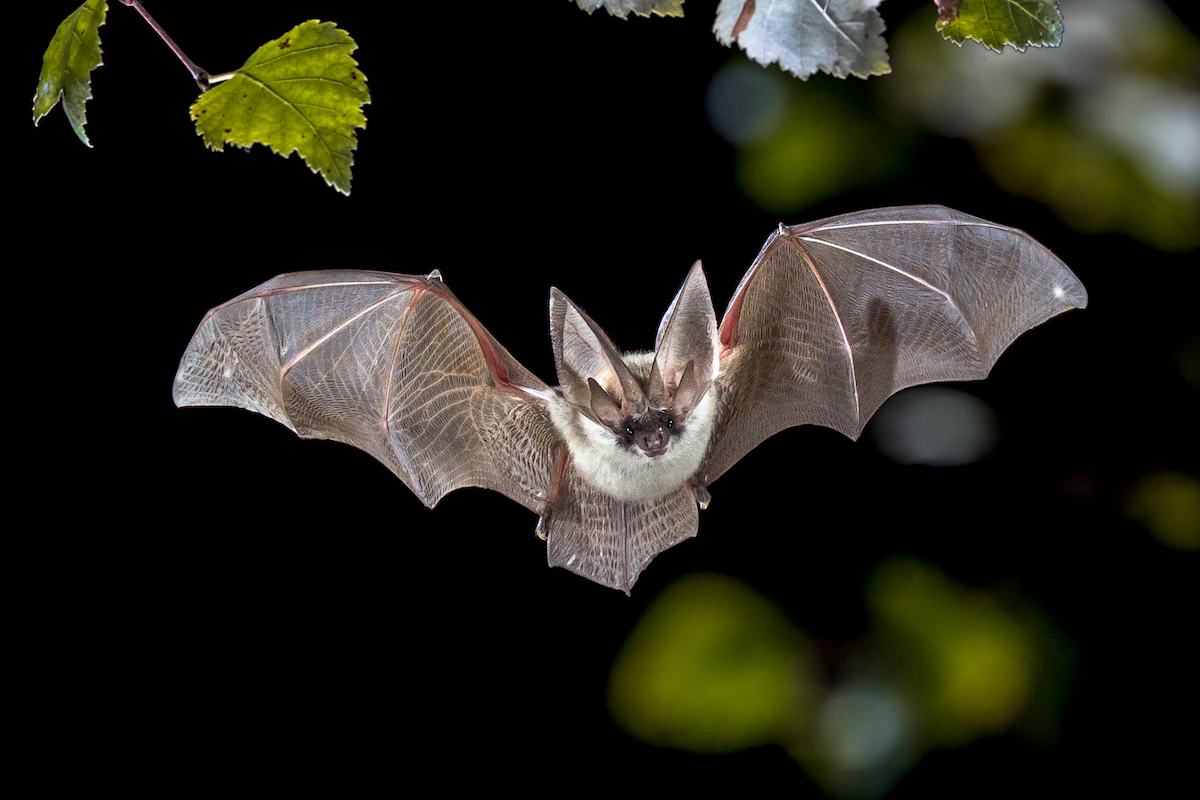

{"left": 280, "top": 289, "right": 404, "bottom": 376}
{"left": 788, "top": 237, "right": 860, "bottom": 427}
{"left": 798, "top": 235, "right": 955, "bottom": 304}
{"left": 808, "top": 218, "right": 1011, "bottom": 234}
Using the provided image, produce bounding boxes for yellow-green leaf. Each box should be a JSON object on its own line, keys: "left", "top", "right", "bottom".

{"left": 33, "top": 0, "right": 108, "bottom": 147}
{"left": 937, "top": 0, "right": 1063, "bottom": 53}
{"left": 190, "top": 20, "right": 369, "bottom": 195}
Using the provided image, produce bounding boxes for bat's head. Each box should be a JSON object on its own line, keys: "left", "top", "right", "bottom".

{"left": 584, "top": 376, "right": 678, "bottom": 457}
{"left": 550, "top": 262, "right": 721, "bottom": 461}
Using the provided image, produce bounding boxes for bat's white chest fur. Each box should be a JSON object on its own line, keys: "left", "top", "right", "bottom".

{"left": 546, "top": 352, "right": 718, "bottom": 502}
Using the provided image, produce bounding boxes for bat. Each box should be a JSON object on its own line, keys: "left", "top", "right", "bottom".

{"left": 173, "top": 206, "right": 1087, "bottom": 592}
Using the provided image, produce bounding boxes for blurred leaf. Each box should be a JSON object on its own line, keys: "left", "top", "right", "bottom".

{"left": 190, "top": 20, "right": 369, "bottom": 195}
{"left": 608, "top": 573, "right": 811, "bottom": 752}
{"left": 731, "top": 79, "right": 906, "bottom": 213}
{"left": 1127, "top": 471, "right": 1200, "bottom": 550}
{"left": 705, "top": 63, "right": 788, "bottom": 145}
{"left": 714, "top": 0, "right": 890, "bottom": 81}
{"left": 978, "top": 117, "right": 1200, "bottom": 251}
{"left": 573, "top": 0, "right": 684, "bottom": 17}
{"left": 937, "top": 0, "right": 1063, "bottom": 52}
{"left": 883, "top": 0, "right": 1200, "bottom": 250}
{"left": 870, "top": 387, "right": 998, "bottom": 467}
{"left": 869, "top": 558, "right": 1035, "bottom": 742}
{"left": 32, "top": 0, "right": 108, "bottom": 147}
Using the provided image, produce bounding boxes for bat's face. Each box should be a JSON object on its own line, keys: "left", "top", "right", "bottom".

{"left": 616, "top": 408, "right": 678, "bottom": 457}
{"left": 553, "top": 379, "right": 718, "bottom": 503}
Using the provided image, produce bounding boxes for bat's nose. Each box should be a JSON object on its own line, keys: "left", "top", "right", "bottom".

{"left": 641, "top": 430, "right": 667, "bottom": 457}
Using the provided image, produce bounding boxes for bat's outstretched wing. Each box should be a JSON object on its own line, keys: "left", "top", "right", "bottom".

{"left": 699, "top": 205, "right": 1088, "bottom": 485}
{"left": 173, "top": 270, "right": 559, "bottom": 513}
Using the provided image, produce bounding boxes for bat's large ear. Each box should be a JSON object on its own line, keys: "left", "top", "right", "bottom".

{"left": 550, "top": 288, "right": 646, "bottom": 415}
{"left": 648, "top": 261, "right": 719, "bottom": 420}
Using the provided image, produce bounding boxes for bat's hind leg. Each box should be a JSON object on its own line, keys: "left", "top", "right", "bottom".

{"left": 535, "top": 446, "right": 571, "bottom": 541}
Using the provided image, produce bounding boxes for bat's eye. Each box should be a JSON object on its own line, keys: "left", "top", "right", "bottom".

{"left": 666, "top": 418, "right": 674, "bottom": 429}
{"left": 625, "top": 425, "right": 634, "bottom": 437}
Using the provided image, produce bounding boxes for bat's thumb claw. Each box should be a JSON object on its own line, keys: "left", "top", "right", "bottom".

{"left": 691, "top": 480, "right": 712, "bottom": 510}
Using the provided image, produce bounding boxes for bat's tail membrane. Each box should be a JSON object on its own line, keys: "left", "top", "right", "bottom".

{"left": 544, "top": 474, "right": 699, "bottom": 593}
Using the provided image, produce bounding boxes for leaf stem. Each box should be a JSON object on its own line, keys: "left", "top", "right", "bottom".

{"left": 120, "top": 1, "right": 210, "bottom": 90}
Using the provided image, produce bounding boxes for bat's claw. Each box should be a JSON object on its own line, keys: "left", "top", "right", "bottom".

{"left": 691, "top": 479, "right": 711, "bottom": 510}
{"left": 535, "top": 515, "right": 550, "bottom": 541}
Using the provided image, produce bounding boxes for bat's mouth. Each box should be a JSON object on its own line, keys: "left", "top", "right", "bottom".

{"left": 640, "top": 445, "right": 667, "bottom": 458}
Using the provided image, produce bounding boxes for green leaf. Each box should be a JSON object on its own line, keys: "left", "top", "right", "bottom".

{"left": 937, "top": 0, "right": 1063, "bottom": 52}
{"left": 574, "top": 0, "right": 684, "bottom": 17}
{"left": 190, "top": 20, "right": 370, "bottom": 195}
{"left": 32, "top": 0, "right": 108, "bottom": 147}
{"left": 713, "top": 0, "right": 890, "bottom": 81}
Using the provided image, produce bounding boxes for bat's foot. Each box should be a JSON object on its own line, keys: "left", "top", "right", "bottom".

{"left": 535, "top": 514, "right": 550, "bottom": 541}
{"left": 691, "top": 479, "right": 711, "bottom": 510}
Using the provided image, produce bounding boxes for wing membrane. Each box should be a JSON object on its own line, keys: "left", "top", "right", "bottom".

{"left": 174, "top": 270, "right": 558, "bottom": 512}
{"left": 701, "top": 206, "right": 1088, "bottom": 484}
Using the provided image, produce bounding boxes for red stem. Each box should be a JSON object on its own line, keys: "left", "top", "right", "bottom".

{"left": 121, "top": 1, "right": 209, "bottom": 90}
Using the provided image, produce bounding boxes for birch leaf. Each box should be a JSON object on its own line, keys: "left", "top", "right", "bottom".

{"left": 190, "top": 20, "right": 370, "bottom": 195}
{"left": 574, "top": 0, "right": 685, "bottom": 16}
{"left": 937, "top": 0, "right": 1063, "bottom": 52}
{"left": 713, "top": 0, "right": 890, "bottom": 81}
{"left": 32, "top": 0, "right": 108, "bottom": 147}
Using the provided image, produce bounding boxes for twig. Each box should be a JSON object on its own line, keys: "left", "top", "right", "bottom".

{"left": 120, "top": 1, "right": 210, "bottom": 90}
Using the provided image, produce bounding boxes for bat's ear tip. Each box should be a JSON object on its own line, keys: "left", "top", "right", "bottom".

{"left": 548, "top": 286, "right": 577, "bottom": 319}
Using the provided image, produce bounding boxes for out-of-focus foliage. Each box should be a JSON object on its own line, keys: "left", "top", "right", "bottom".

{"left": 713, "top": 0, "right": 891, "bottom": 81}
{"left": 869, "top": 387, "right": 998, "bottom": 467}
{"left": 607, "top": 573, "right": 811, "bottom": 752}
{"left": 32, "top": 0, "right": 108, "bottom": 146}
{"left": 706, "top": 0, "right": 1199, "bottom": 248}
{"left": 573, "top": 0, "right": 684, "bottom": 17}
{"left": 190, "top": 21, "right": 370, "bottom": 195}
{"left": 705, "top": 62, "right": 908, "bottom": 212}
{"left": 867, "top": 558, "right": 1035, "bottom": 741}
{"left": 609, "top": 563, "right": 1073, "bottom": 798}
{"left": 884, "top": 0, "right": 1200, "bottom": 250}
{"left": 937, "top": 0, "right": 1064, "bottom": 52}
{"left": 1126, "top": 471, "right": 1200, "bottom": 550}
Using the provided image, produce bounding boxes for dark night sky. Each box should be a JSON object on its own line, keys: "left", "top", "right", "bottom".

{"left": 18, "top": 1, "right": 1197, "bottom": 794}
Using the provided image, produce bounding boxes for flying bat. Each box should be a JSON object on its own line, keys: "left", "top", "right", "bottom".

{"left": 173, "top": 206, "right": 1087, "bottom": 592}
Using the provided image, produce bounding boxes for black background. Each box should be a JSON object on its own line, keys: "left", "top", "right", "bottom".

{"left": 18, "top": 1, "right": 1197, "bottom": 794}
